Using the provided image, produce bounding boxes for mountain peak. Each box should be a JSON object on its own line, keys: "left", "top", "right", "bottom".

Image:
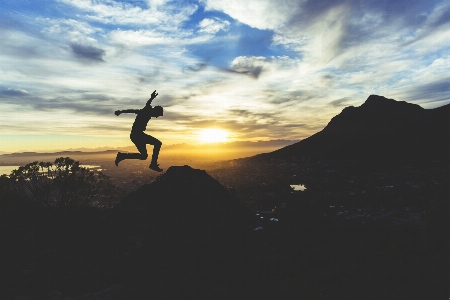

{"left": 260, "top": 94, "right": 450, "bottom": 162}
{"left": 361, "top": 95, "right": 423, "bottom": 112}
{"left": 116, "top": 165, "right": 245, "bottom": 219}
{"left": 364, "top": 94, "right": 394, "bottom": 104}
{"left": 163, "top": 165, "right": 209, "bottom": 178}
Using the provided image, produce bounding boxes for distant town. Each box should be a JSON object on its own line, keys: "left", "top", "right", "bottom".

{"left": 209, "top": 158, "right": 447, "bottom": 229}
{"left": 2, "top": 149, "right": 446, "bottom": 228}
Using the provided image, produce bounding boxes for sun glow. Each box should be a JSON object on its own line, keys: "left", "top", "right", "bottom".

{"left": 197, "top": 129, "right": 229, "bottom": 143}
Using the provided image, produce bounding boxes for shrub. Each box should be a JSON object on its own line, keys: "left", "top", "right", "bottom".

{"left": 6, "top": 157, "right": 114, "bottom": 207}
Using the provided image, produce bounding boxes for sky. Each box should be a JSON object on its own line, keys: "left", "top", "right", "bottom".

{"left": 1, "top": 0, "right": 450, "bottom": 153}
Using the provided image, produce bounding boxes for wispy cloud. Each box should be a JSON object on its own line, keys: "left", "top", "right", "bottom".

{"left": 57, "top": 0, "right": 197, "bottom": 27}
{"left": 198, "top": 17, "right": 230, "bottom": 34}
{"left": 0, "top": 88, "right": 29, "bottom": 97}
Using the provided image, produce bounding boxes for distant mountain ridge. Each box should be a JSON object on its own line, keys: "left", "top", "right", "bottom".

{"left": 1, "top": 140, "right": 297, "bottom": 157}
{"left": 0, "top": 150, "right": 118, "bottom": 157}
{"left": 0, "top": 140, "right": 298, "bottom": 165}
{"left": 258, "top": 95, "right": 450, "bottom": 162}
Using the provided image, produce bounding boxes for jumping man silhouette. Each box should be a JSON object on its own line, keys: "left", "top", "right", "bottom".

{"left": 114, "top": 90, "right": 164, "bottom": 172}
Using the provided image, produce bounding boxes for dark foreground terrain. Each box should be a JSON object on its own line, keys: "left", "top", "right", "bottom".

{"left": 1, "top": 162, "right": 449, "bottom": 300}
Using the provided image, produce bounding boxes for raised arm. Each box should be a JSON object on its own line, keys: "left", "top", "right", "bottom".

{"left": 146, "top": 90, "right": 158, "bottom": 105}
{"left": 114, "top": 109, "right": 140, "bottom": 116}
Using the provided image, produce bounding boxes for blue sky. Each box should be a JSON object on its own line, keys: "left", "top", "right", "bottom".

{"left": 1, "top": 0, "right": 450, "bottom": 152}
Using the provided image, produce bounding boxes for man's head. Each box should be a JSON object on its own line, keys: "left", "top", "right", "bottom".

{"left": 152, "top": 105, "right": 163, "bottom": 118}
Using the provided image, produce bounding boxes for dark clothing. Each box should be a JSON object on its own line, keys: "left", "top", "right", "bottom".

{"left": 120, "top": 106, "right": 161, "bottom": 165}
{"left": 115, "top": 98, "right": 162, "bottom": 170}
{"left": 129, "top": 131, "right": 161, "bottom": 162}
{"left": 131, "top": 106, "right": 153, "bottom": 132}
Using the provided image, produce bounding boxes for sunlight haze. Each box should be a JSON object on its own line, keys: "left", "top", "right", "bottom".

{"left": 197, "top": 129, "right": 229, "bottom": 143}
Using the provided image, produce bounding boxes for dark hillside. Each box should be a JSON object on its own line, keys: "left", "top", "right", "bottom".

{"left": 1, "top": 165, "right": 250, "bottom": 299}
{"left": 114, "top": 165, "right": 250, "bottom": 298}
{"left": 260, "top": 95, "right": 450, "bottom": 162}
{"left": 2, "top": 161, "right": 449, "bottom": 299}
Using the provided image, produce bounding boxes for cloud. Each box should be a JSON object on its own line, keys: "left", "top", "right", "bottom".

{"left": 401, "top": 78, "right": 450, "bottom": 103}
{"left": 202, "top": 0, "right": 298, "bottom": 30}
{"left": 184, "top": 62, "right": 208, "bottom": 72}
{"left": 430, "top": 4, "right": 450, "bottom": 27}
{"left": 229, "top": 55, "right": 300, "bottom": 79}
{"left": 42, "top": 17, "right": 100, "bottom": 38}
{"left": 0, "top": 89, "right": 116, "bottom": 115}
{"left": 0, "top": 88, "right": 29, "bottom": 97}
{"left": 0, "top": 18, "right": 53, "bottom": 59}
{"left": 57, "top": 0, "right": 197, "bottom": 28}
{"left": 70, "top": 43, "right": 106, "bottom": 62}
{"left": 329, "top": 97, "right": 351, "bottom": 107}
{"left": 106, "top": 26, "right": 219, "bottom": 54}
{"left": 198, "top": 17, "right": 230, "bottom": 34}
{"left": 2, "top": 0, "right": 450, "bottom": 149}
{"left": 36, "top": 17, "right": 110, "bottom": 63}
{"left": 230, "top": 56, "right": 265, "bottom": 78}
{"left": 202, "top": 0, "right": 448, "bottom": 69}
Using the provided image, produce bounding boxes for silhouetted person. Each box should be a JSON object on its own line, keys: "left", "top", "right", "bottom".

{"left": 114, "top": 90, "right": 164, "bottom": 172}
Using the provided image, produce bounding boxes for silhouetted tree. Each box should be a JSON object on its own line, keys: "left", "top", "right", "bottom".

{"left": 7, "top": 157, "right": 114, "bottom": 207}
{"left": 0, "top": 174, "right": 15, "bottom": 207}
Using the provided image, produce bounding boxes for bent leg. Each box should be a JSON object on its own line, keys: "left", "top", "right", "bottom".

{"left": 116, "top": 150, "right": 143, "bottom": 166}
{"left": 141, "top": 134, "right": 162, "bottom": 171}
{"left": 150, "top": 140, "right": 162, "bottom": 165}
{"left": 116, "top": 132, "right": 162, "bottom": 171}
{"left": 130, "top": 132, "right": 161, "bottom": 164}
{"left": 121, "top": 133, "right": 149, "bottom": 160}
{"left": 114, "top": 132, "right": 148, "bottom": 166}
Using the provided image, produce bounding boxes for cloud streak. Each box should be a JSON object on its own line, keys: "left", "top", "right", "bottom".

{"left": 70, "top": 43, "right": 106, "bottom": 61}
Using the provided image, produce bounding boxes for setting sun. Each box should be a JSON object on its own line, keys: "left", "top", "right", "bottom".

{"left": 197, "top": 129, "right": 229, "bottom": 143}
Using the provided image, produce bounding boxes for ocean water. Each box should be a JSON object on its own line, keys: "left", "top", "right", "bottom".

{"left": 0, "top": 166, "right": 20, "bottom": 176}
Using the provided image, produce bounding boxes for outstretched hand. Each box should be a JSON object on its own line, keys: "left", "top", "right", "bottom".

{"left": 149, "top": 90, "right": 158, "bottom": 101}
{"left": 114, "top": 110, "right": 121, "bottom": 116}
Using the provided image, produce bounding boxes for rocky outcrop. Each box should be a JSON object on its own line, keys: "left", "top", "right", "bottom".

{"left": 114, "top": 165, "right": 249, "bottom": 298}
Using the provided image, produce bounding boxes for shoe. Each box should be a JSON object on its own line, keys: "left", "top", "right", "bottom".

{"left": 149, "top": 163, "right": 163, "bottom": 172}
{"left": 115, "top": 152, "right": 124, "bottom": 166}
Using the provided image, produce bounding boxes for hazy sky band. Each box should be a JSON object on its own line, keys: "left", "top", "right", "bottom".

{"left": 1, "top": 0, "right": 449, "bottom": 152}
